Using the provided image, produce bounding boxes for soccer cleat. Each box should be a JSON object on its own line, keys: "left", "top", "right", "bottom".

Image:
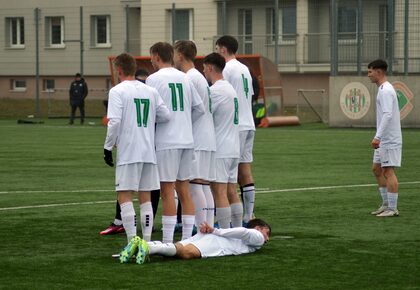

{"left": 376, "top": 209, "right": 399, "bottom": 217}
{"left": 119, "top": 236, "right": 141, "bottom": 263}
{"left": 370, "top": 205, "right": 388, "bottom": 215}
{"left": 135, "top": 238, "right": 150, "bottom": 265}
{"left": 100, "top": 223, "right": 125, "bottom": 235}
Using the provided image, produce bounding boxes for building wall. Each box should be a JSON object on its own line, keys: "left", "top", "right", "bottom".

{"left": 140, "top": 0, "right": 218, "bottom": 55}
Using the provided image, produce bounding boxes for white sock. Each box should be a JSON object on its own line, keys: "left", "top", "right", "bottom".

{"left": 113, "top": 219, "right": 123, "bottom": 226}
{"left": 379, "top": 187, "right": 388, "bottom": 206}
{"left": 387, "top": 192, "right": 398, "bottom": 210}
{"left": 242, "top": 184, "right": 255, "bottom": 222}
{"left": 162, "top": 215, "right": 177, "bottom": 243}
{"left": 203, "top": 185, "right": 215, "bottom": 226}
{"left": 120, "top": 202, "right": 136, "bottom": 242}
{"left": 230, "top": 202, "right": 244, "bottom": 227}
{"left": 216, "top": 207, "right": 231, "bottom": 229}
{"left": 147, "top": 241, "right": 177, "bottom": 256}
{"left": 181, "top": 215, "right": 195, "bottom": 240}
{"left": 190, "top": 183, "right": 207, "bottom": 227}
{"left": 140, "top": 202, "right": 154, "bottom": 242}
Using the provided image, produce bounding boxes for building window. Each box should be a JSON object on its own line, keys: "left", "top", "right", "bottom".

{"left": 268, "top": 6, "right": 297, "bottom": 43}
{"left": 43, "top": 79, "right": 55, "bottom": 92}
{"left": 169, "top": 9, "right": 193, "bottom": 41}
{"left": 46, "top": 17, "right": 65, "bottom": 47}
{"left": 338, "top": 7, "right": 357, "bottom": 40}
{"left": 238, "top": 9, "right": 253, "bottom": 54}
{"left": 11, "top": 79, "right": 27, "bottom": 92}
{"left": 91, "top": 15, "right": 111, "bottom": 47}
{"left": 6, "top": 17, "right": 25, "bottom": 48}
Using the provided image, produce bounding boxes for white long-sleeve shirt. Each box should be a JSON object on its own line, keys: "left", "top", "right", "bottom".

{"left": 374, "top": 81, "right": 402, "bottom": 149}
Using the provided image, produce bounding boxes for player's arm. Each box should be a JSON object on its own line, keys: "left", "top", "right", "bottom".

{"left": 372, "top": 91, "right": 394, "bottom": 148}
{"left": 155, "top": 90, "right": 171, "bottom": 123}
{"left": 190, "top": 84, "right": 205, "bottom": 121}
{"left": 103, "top": 91, "right": 122, "bottom": 166}
{"left": 212, "top": 227, "right": 265, "bottom": 247}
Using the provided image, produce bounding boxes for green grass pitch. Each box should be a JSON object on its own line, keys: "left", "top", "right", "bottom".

{"left": 0, "top": 119, "right": 419, "bottom": 290}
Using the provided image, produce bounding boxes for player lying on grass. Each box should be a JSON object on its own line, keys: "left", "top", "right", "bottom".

{"left": 118, "top": 218, "right": 271, "bottom": 264}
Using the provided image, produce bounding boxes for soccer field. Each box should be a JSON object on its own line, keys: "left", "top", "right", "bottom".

{"left": 0, "top": 119, "right": 419, "bottom": 290}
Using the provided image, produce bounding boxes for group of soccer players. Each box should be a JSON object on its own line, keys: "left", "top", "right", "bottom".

{"left": 103, "top": 36, "right": 257, "bottom": 246}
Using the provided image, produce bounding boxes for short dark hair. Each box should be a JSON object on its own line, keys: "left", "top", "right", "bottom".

{"left": 174, "top": 40, "right": 197, "bottom": 62}
{"left": 368, "top": 59, "right": 388, "bottom": 72}
{"left": 150, "top": 42, "right": 174, "bottom": 63}
{"left": 203, "top": 52, "right": 226, "bottom": 73}
{"left": 246, "top": 218, "right": 271, "bottom": 236}
{"left": 75, "top": 73, "right": 81, "bottom": 77}
{"left": 135, "top": 68, "right": 149, "bottom": 78}
{"left": 215, "top": 35, "right": 239, "bottom": 54}
{"left": 113, "top": 53, "right": 137, "bottom": 76}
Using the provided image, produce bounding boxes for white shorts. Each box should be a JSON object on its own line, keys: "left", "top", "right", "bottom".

{"left": 191, "top": 150, "right": 216, "bottom": 181}
{"left": 373, "top": 147, "right": 402, "bottom": 167}
{"left": 239, "top": 130, "right": 255, "bottom": 163}
{"left": 115, "top": 163, "right": 160, "bottom": 191}
{"left": 214, "top": 158, "right": 239, "bottom": 183}
{"left": 156, "top": 149, "right": 193, "bottom": 182}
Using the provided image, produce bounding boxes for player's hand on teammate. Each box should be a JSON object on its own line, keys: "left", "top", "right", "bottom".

{"left": 103, "top": 149, "right": 114, "bottom": 167}
{"left": 199, "top": 222, "right": 214, "bottom": 234}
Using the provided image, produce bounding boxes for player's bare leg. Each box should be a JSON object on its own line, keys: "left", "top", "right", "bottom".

{"left": 238, "top": 163, "right": 255, "bottom": 223}
{"left": 371, "top": 163, "right": 388, "bottom": 215}
{"left": 160, "top": 182, "right": 177, "bottom": 242}
{"left": 118, "top": 190, "right": 137, "bottom": 242}
{"left": 227, "top": 182, "right": 243, "bottom": 227}
{"left": 376, "top": 166, "right": 399, "bottom": 217}
{"left": 211, "top": 182, "right": 231, "bottom": 228}
{"left": 174, "top": 243, "right": 201, "bottom": 259}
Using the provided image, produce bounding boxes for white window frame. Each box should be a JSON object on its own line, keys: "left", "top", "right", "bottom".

{"left": 8, "top": 17, "right": 25, "bottom": 48}
{"left": 169, "top": 9, "right": 193, "bottom": 42}
{"left": 11, "top": 79, "right": 27, "bottom": 92}
{"left": 338, "top": 6, "right": 358, "bottom": 44}
{"left": 92, "top": 15, "right": 111, "bottom": 48}
{"left": 269, "top": 7, "right": 297, "bottom": 45}
{"left": 43, "top": 79, "right": 55, "bottom": 92}
{"left": 47, "top": 16, "right": 65, "bottom": 48}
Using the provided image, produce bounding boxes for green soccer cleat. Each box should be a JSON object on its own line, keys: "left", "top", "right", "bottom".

{"left": 119, "top": 236, "right": 141, "bottom": 263}
{"left": 135, "top": 238, "right": 150, "bottom": 265}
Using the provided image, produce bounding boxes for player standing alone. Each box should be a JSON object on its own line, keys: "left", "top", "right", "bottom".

{"left": 103, "top": 53, "right": 170, "bottom": 243}
{"left": 216, "top": 35, "right": 256, "bottom": 225}
{"left": 146, "top": 42, "right": 205, "bottom": 242}
{"left": 367, "top": 59, "right": 402, "bottom": 217}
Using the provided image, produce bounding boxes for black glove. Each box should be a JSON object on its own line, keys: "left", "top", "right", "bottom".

{"left": 103, "top": 149, "right": 114, "bottom": 167}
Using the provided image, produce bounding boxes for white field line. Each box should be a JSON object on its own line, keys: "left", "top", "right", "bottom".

{"left": 0, "top": 181, "right": 419, "bottom": 212}
{"left": 0, "top": 189, "right": 113, "bottom": 195}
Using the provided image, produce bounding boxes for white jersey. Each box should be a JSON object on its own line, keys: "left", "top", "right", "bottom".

{"left": 210, "top": 79, "right": 240, "bottom": 159}
{"left": 104, "top": 80, "right": 170, "bottom": 166}
{"left": 186, "top": 68, "right": 216, "bottom": 152}
{"left": 181, "top": 227, "right": 265, "bottom": 258}
{"left": 146, "top": 67, "right": 205, "bottom": 151}
{"left": 375, "top": 81, "right": 402, "bottom": 149}
{"left": 223, "top": 59, "right": 255, "bottom": 131}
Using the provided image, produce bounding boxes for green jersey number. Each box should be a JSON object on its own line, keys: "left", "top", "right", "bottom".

{"left": 134, "top": 98, "right": 150, "bottom": 127}
{"left": 207, "top": 87, "right": 212, "bottom": 113}
{"left": 234, "top": 97, "right": 239, "bottom": 125}
{"left": 241, "top": 74, "right": 249, "bottom": 98}
{"left": 168, "top": 83, "right": 184, "bottom": 111}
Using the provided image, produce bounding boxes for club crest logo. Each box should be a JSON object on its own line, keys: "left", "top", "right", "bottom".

{"left": 340, "top": 82, "right": 371, "bottom": 120}
{"left": 392, "top": 81, "right": 414, "bottom": 120}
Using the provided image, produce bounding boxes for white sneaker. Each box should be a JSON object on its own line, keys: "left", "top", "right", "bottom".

{"left": 376, "top": 209, "right": 399, "bottom": 217}
{"left": 371, "top": 205, "right": 388, "bottom": 215}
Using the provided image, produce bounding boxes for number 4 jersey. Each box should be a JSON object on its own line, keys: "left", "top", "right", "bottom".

{"left": 146, "top": 67, "right": 205, "bottom": 151}
{"left": 104, "top": 80, "right": 170, "bottom": 166}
